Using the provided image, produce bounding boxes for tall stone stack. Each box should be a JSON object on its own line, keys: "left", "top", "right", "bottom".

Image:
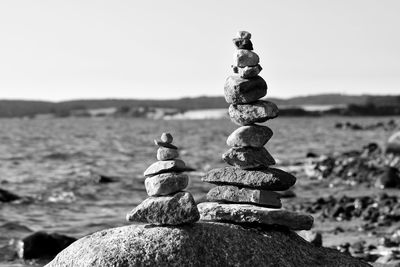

{"left": 126, "top": 133, "right": 200, "bottom": 225}
{"left": 197, "top": 31, "right": 314, "bottom": 231}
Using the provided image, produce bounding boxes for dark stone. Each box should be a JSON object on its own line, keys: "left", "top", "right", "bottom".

{"left": 222, "top": 147, "right": 275, "bottom": 169}
{"left": 227, "top": 125, "right": 273, "bottom": 147}
{"left": 229, "top": 101, "right": 279, "bottom": 125}
{"left": 236, "top": 30, "right": 252, "bottom": 39}
{"left": 202, "top": 167, "right": 296, "bottom": 191}
{"left": 89, "top": 171, "right": 119, "bottom": 183}
{"left": 16, "top": 232, "right": 76, "bottom": 260}
{"left": 235, "top": 64, "right": 263, "bottom": 78}
{"left": 0, "top": 188, "right": 21, "bottom": 202}
{"left": 375, "top": 166, "right": 400, "bottom": 189}
{"left": 224, "top": 75, "right": 267, "bottom": 104}
{"left": 46, "top": 222, "right": 369, "bottom": 267}
{"left": 232, "top": 38, "right": 253, "bottom": 50}
{"left": 154, "top": 140, "right": 178, "bottom": 149}
{"left": 233, "top": 49, "right": 260, "bottom": 67}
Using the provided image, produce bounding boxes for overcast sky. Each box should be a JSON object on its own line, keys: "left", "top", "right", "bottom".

{"left": 0, "top": 0, "right": 399, "bottom": 101}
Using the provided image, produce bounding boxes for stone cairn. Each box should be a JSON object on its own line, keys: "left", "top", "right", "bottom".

{"left": 126, "top": 133, "right": 200, "bottom": 225}
{"left": 197, "top": 31, "right": 314, "bottom": 231}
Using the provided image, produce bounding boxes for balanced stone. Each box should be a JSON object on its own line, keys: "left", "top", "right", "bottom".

{"left": 202, "top": 167, "right": 296, "bottom": 191}
{"left": 227, "top": 125, "right": 273, "bottom": 147}
{"left": 157, "top": 147, "right": 179, "bottom": 161}
{"left": 161, "top": 133, "right": 173, "bottom": 143}
{"left": 236, "top": 31, "right": 251, "bottom": 39}
{"left": 198, "top": 202, "right": 313, "bottom": 230}
{"left": 126, "top": 192, "right": 200, "bottom": 225}
{"left": 154, "top": 140, "right": 177, "bottom": 149}
{"left": 145, "top": 173, "right": 188, "bottom": 196}
{"left": 222, "top": 147, "right": 275, "bottom": 169}
{"left": 207, "top": 185, "right": 282, "bottom": 208}
{"left": 229, "top": 101, "right": 279, "bottom": 126}
{"left": 236, "top": 65, "right": 262, "bottom": 78}
{"left": 232, "top": 38, "right": 253, "bottom": 50}
{"left": 144, "top": 159, "right": 186, "bottom": 177}
{"left": 224, "top": 75, "right": 267, "bottom": 104}
{"left": 234, "top": 49, "right": 260, "bottom": 67}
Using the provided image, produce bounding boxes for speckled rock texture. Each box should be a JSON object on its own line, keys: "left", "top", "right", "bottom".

{"left": 202, "top": 167, "right": 296, "bottom": 191}
{"left": 143, "top": 159, "right": 186, "bottom": 177}
{"left": 227, "top": 125, "right": 273, "bottom": 147}
{"left": 222, "top": 147, "right": 275, "bottom": 169}
{"left": 233, "top": 49, "right": 260, "bottom": 67}
{"left": 145, "top": 173, "right": 188, "bottom": 196}
{"left": 229, "top": 100, "right": 279, "bottom": 125}
{"left": 46, "top": 222, "right": 370, "bottom": 267}
{"left": 224, "top": 75, "right": 267, "bottom": 104}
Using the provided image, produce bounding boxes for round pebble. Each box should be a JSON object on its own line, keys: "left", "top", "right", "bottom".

{"left": 161, "top": 133, "right": 173, "bottom": 143}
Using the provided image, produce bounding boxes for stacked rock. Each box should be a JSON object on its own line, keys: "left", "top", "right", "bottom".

{"left": 126, "top": 133, "right": 200, "bottom": 225}
{"left": 197, "top": 31, "right": 314, "bottom": 231}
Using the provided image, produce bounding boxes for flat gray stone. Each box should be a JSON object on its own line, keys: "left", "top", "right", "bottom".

{"left": 202, "top": 167, "right": 296, "bottom": 191}
{"left": 154, "top": 140, "right": 177, "bottom": 149}
{"left": 233, "top": 49, "right": 260, "bottom": 67}
{"left": 126, "top": 192, "right": 199, "bottom": 225}
{"left": 236, "top": 30, "right": 251, "bottom": 39}
{"left": 234, "top": 64, "right": 262, "bottom": 78}
{"left": 227, "top": 125, "right": 273, "bottom": 147}
{"left": 207, "top": 185, "right": 282, "bottom": 208}
{"left": 232, "top": 38, "right": 253, "bottom": 50}
{"left": 157, "top": 147, "right": 179, "bottom": 161}
{"left": 222, "top": 147, "right": 275, "bottom": 169}
{"left": 224, "top": 75, "right": 267, "bottom": 104}
{"left": 145, "top": 173, "right": 188, "bottom": 196}
{"left": 144, "top": 159, "right": 186, "bottom": 177}
{"left": 198, "top": 202, "right": 313, "bottom": 230}
{"left": 229, "top": 101, "right": 279, "bottom": 126}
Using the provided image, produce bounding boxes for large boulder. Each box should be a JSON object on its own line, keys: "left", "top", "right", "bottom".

{"left": 46, "top": 222, "right": 369, "bottom": 267}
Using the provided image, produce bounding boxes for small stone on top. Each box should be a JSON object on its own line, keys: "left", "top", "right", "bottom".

{"left": 161, "top": 133, "right": 173, "bottom": 143}
{"left": 236, "top": 31, "right": 251, "bottom": 39}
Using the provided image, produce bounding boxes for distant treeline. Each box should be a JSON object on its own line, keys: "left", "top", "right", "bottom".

{"left": 0, "top": 94, "right": 399, "bottom": 118}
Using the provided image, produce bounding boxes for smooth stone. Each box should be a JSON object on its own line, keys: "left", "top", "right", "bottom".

{"left": 229, "top": 100, "right": 279, "bottom": 126}
{"left": 145, "top": 173, "right": 188, "bottom": 196}
{"left": 154, "top": 140, "right": 178, "bottom": 149}
{"left": 202, "top": 167, "right": 296, "bottom": 191}
{"left": 126, "top": 192, "right": 200, "bottom": 225}
{"left": 207, "top": 185, "right": 282, "bottom": 208}
{"left": 224, "top": 75, "right": 267, "bottom": 104}
{"left": 222, "top": 147, "right": 276, "bottom": 169}
{"left": 143, "top": 159, "right": 186, "bottom": 177}
{"left": 157, "top": 147, "right": 179, "bottom": 161}
{"left": 386, "top": 131, "right": 400, "bottom": 154}
{"left": 232, "top": 38, "right": 253, "bottom": 50}
{"left": 235, "top": 64, "right": 262, "bottom": 78}
{"left": 46, "top": 222, "right": 369, "bottom": 267}
{"left": 160, "top": 132, "right": 173, "bottom": 143}
{"left": 198, "top": 202, "right": 313, "bottom": 230}
{"left": 227, "top": 125, "right": 273, "bottom": 147}
{"left": 234, "top": 49, "right": 260, "bottom": 67}
{"left": 236, "top": 30, "right": 251, "bottom": 39}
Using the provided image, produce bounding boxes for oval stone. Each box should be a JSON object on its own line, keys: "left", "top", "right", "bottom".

{"left": 233, "top": 49, "right": 260, "bottom": 67}
{"left": 227, "top": 125, "right": 273, "bottom": 147}
{"left": 229, "top": 101, "right": 279, "bottom": 126}
{"left": 157, "top": 147, "right": 179, "bottom": 161}
{"left": 236, "top": 30, "right": 252, "bottom": 39}
{"left": 224, "top": 75, "right": 267, "bottom": 104}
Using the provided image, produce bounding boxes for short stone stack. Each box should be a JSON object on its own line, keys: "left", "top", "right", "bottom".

{"left": 126, "top": 133, "right": 200, "bottom": 225}
{"left": 197, "top": 31, "right": 314, "bottom": 231}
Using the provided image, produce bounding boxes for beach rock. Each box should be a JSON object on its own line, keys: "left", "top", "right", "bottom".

{"left": 198, "top": 202, "right": 313, "bottom": 230}
{"left": 89, "top": 171, "right": 119, "bottom": 183}
{"left": 236, "top": 30, "right": 251, "bottom": 39}
{"left": 375, "top": 166, "right": 400, "bottom": 189}
{"left": 227, "top": 125, "right": 273, "bottom": 147}
{"left": 232, "top": 38, "right": 253, "bottom": 50}
{"left": 234, "top": 49, "right": 260, "bottom": 67}
{"left": 17, "top": 232, "right": 76, "bottom": 260}
{"left": 145, "top": 173, "right": 188, "bottom": 196}
{"left": 0, "top": 188, "right": 21, "bottom": 202}
{"left": 126, "top": 192, "right": 199, "bottom": 225}
{"left": 222, "top": 147, "right": 276, "bottom": 169}
{"left": 229, "top": 100, "right": 279, "bottom": 125}
{"left": 236, "top": 64, "right": 262, "bottom": 78}
{"left": 154, "top": 140, "right": 178, "bottom": 149}
{"left": 224, "top": 75, "right": 267, "bottom": 104}
{"left": 46, "top": 222, "right": 369, "bottom": 267}
{"left": 207, "top": 185, "right": 282, "bottom": 208}
{"left": 161, "top": 132, "right": 173, "bottom": 143}
{"left": 144, "top": 159, "right": 186, "bottom": 177}
{"left": 202, "top": 167, "right": 296, "bottom": 191}
{"left": 387, "top": 131, "right": 400, "bottom": 154}
{"left": 157, "top": 147, "right": 179, "bottom": 161}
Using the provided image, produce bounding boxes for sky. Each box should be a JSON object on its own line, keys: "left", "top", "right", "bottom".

{"left": 0, "top": 0, "right": 399, "bottom": 101}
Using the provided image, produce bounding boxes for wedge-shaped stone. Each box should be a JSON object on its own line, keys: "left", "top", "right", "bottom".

{"left": 222, "top": 147, "right": 275, "bottom": 169}
{"left": 229, "top": 101, "right": 279, "bottom": 126}
{"left": 144, "top": 159, "right": 186, "bottom": 177}
{"left": 198, "top": 202, "right": 313, "bottom": 230}
{"left": 232, "top": 38, "right": 253, "bottom": 50}
{"left": 157, "top": 147, "right": 179, "bottom": 161}
{"left": 227, "top": 125, "right": 273, "bottom": 147}
{"left": 154, "top": 140, "right": 177, "bottom": 149}
{"left": 234, "top": 50, "right": 260, "bottom": 67}
{"left": 145, "top": 173, "right": 188, "bottom": 196}
{"left": 202, "top": 167, "right": 296, "bottom": 191}
{"left": 126, "top": 192, "right": 199, "bottom": 225}
{"left": 207, "top": 185, "right": 282, "bottom": 208}
{"left": 224, "top": 75, "right": 267, "bottom": 104}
